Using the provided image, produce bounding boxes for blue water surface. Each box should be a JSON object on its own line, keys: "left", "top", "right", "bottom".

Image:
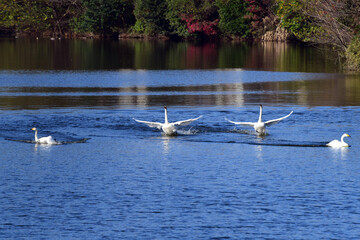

{"left": 0, "top": 68, "right": 360, "bottom": 239}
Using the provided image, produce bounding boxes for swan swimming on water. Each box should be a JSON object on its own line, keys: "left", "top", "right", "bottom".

{"left": 32, "top": 127, "right": 57, "bottom": 144}
{"left": 226, "top": 104, "right": 293, "bottom": 135}
{"left": 326, "top": 133, "right": 351, "bottom": 148}
{"left": 133, "top": 106, "right": 202, "bottom": 135}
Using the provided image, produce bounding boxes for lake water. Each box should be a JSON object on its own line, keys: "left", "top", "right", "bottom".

{"left": 1, "top": 38, "right": 360, "bottom": 239}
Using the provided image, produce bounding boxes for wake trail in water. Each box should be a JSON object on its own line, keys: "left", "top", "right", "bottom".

{"left": 5, "top": 138, "right": 90, "bottom": 145}
{"left": 184, "top": 138, "right": 329, "bottom": 147}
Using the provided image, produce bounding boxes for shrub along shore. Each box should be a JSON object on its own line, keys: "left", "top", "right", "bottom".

{"left": 1, "top": 0, "right": 359, "bottom": 70}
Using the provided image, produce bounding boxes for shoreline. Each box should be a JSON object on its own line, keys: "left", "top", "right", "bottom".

{"left": 0, "top": 27, "right": 294, "bottom": 43}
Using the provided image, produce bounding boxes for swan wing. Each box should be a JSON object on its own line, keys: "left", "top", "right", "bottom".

{"left": 133, "top": 118, "right": 163, "bottom": 129}
{"left": 38, "top": 136, "right": 56, "bottom": 144}
{"left": 173, "top": 116, "right": 202, "bottom": 126}
{"left": 225, "top": 118, "right": 255, "bottom": 127}
{"left": 327, "top": 138, "right": 349, "bottom": 148}
{"left": 264, "top": 111, "right": 293, "bottom": 127}
{"left": 326, "top": 139, "right": 342, "bottom": 148}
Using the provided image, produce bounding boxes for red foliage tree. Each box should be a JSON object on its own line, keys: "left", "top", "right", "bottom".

{"left": 243, "top": 0, "right": 272, "bottom": 30}
{"left": 181, "top": 14, "right": 219, "bottom": 36}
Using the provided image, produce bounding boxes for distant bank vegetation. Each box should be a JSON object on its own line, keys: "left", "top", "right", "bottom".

{"left": 1, "top": 0, "right": 359, "bottom": 70}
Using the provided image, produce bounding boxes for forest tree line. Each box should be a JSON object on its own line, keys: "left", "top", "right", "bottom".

{"left": 1, "top": 0, "right": 360, "bottom": 70}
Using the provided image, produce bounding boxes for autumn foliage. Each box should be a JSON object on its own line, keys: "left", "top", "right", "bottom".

{"left": 243, "top": 0, "right": 272, "bottom": 31}
{"left": 181, "top": 14, "right": 219, "bottom": 36}
{"left": 1, "top": 0, "right": 359, "bottom": 69}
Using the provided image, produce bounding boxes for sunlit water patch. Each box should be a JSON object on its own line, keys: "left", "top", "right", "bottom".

{"left": 0, "top": 69, "right": 341, "bottom": 88}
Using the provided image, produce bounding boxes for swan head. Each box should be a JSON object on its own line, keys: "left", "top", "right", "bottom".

{"left": 341, "top": 133, "right": 351, "bottom": 141}
{"left": 164, "top": 106, "right": 167, "bottom": 110}
{"left": 32, "top": 127, "right": 37, "bottom": 131}
{"left": 343, "top": 133, "right": 351, "bottom": 138}
{"left": 340, "top": 133, "right": 351, "bottom": 147}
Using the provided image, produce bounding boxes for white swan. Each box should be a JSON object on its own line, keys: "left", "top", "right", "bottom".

{"left": 226, "top": 104, "right": 293, "bottom": 135}
{"left": 327, "top": 133, "right": 351, "bottom": 148}
{"left": 32, "top": 127, "right": 57, "bottom": 144}
{"left": 133, "top": 106, "right": 202, "bottom": 135}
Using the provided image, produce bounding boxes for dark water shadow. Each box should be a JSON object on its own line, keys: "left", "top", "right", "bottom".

{"left": 245, "top": 141, "right": 329, "bottom": 147}
{"left": 229, "top": 128, "right": 268, "bottom": 137}
{"left": 135, "top": 125, "right": 330, "bottom": 147}
{"left": 185, "top": 138, "right": 329, "bottom": 148}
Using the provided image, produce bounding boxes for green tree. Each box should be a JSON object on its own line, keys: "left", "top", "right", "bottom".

{"left": 165, "top": 0, "right": 194, "bottom": 37}
{"left": 0, "top": 0, "right": 52, "bottom": 34}
{"left": 345, "top": 36, "right": 360, "bottom": 71}
{"left": 45, "top": 0, "right": 83, "bottom": 37}
{"left": 216, "top": 0, "right": 249, "bottom": 37}
{"left": 71, "top": 0, "right": 135, "bottom": 35}
{"left": 133, "top": 0, "right": 169, "bottom": 35}
{"left": 276, "top": 0, "right": 319, "bottom": 42}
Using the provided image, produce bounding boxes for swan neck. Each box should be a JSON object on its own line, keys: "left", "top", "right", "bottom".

{"left": 258, "top": 105, "right": 263, "bottom": 122}
{"left": 164, "top": 108, "right": 169, "bottom": 124}
{"left": 34, "top": 130, "right": 38, "bottom": 142}
{"left": 341, "top": 134, "right": 346, "bottom": 144}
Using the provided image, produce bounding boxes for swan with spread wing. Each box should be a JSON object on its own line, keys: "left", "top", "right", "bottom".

{"left": 134, "top": 106, "right": 202, "bottom": 135}
{"left": 226, "top": 104, "right": 293, "bottom": 135}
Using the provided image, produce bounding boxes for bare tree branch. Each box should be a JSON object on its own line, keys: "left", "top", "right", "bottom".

{"left": 299, "top": 0, "right": 356, "bottom": 51}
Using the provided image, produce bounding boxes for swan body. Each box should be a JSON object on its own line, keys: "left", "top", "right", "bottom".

{"left": 133, "top": 106, "right": 202, "bottom": 135}
{"left": 226, "top": 104, "right": 293, "bottom": 135}
{"left": 32, "top": 127, "right": 57, "bottom": 144}
{"left": 327, "top": 133, "right": 351, "bottom": 148}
